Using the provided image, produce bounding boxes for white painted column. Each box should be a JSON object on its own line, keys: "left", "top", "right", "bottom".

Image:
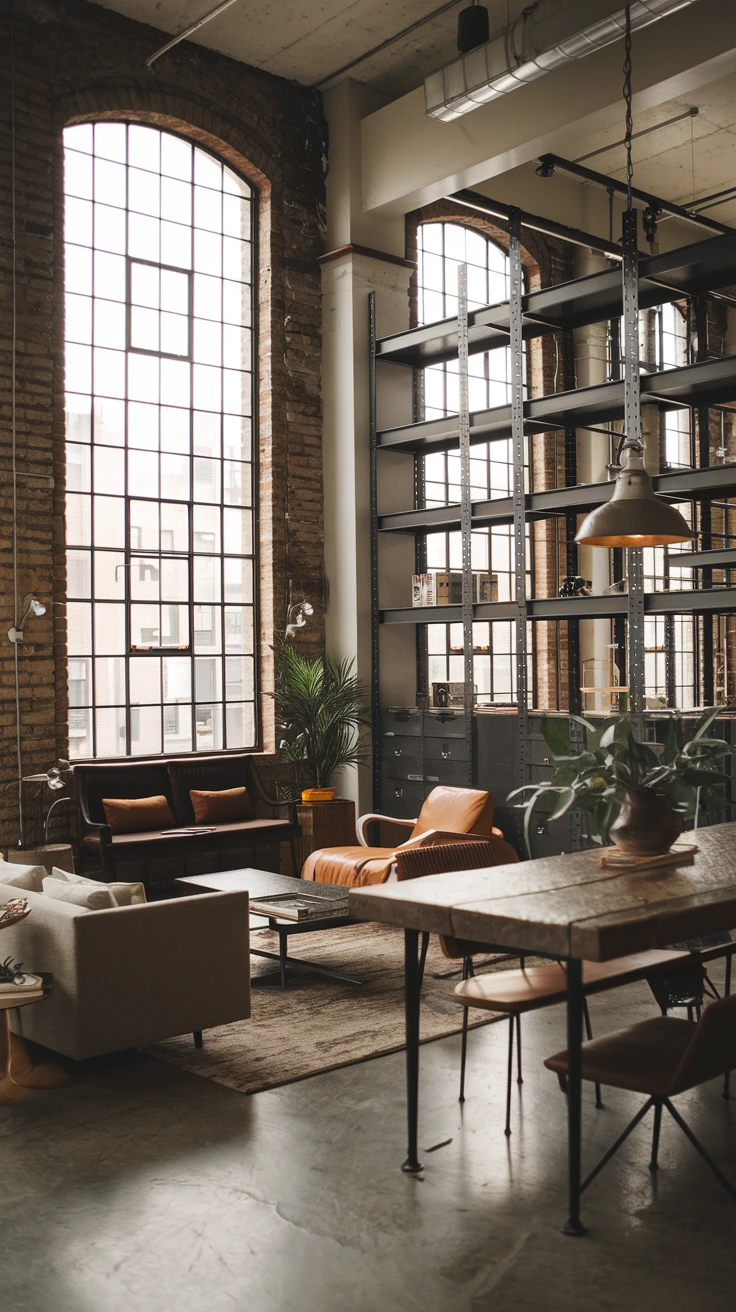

{"left": 321, "top": 81, "right": 415, "bottom": 812}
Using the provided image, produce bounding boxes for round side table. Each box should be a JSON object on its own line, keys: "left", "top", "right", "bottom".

{"left": 0, "top": 975, "right": 70, "bottom": 1104}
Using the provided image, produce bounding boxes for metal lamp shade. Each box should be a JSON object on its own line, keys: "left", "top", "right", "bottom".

{"left": 575, "top": 465, "right": 695, "bottom": 547}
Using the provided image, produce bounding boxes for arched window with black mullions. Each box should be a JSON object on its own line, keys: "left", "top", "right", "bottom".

{"left": 63, "top": 121, "right": 256, "bottom": 759}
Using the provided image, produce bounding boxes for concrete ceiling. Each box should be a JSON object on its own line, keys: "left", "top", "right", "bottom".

{"left": 554, "top": 71, "right": 736, "bottom": 223}
{"left": 95, "top": 0, "right": 512, "bottom": 98}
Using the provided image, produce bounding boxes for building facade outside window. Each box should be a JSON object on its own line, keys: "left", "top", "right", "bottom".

{"left": 63, "top": 122, "right": 256, "bottom": 758}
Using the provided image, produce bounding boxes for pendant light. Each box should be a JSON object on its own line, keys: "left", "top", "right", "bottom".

{"left": 575, "top": 8, "right": 694, "bottom": 550}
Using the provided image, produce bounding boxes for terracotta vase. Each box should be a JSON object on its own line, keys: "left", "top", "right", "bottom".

{"left": 609, "top": 787, "right": 683, "bottom": 857}
{"left": 301, "top": 787, "right": 336, "bottom": 805}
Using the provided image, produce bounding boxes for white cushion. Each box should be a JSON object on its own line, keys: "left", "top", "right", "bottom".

{"left": 50, "top": 867, "right": 146, "bottom": 907}
{"left": 0, "top": 860, "right": 45, "bottom": 892}
{"left": 42, "top": 877, "right": 116, "bottom": 909}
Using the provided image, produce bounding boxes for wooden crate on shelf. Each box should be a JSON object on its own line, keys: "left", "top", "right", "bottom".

{"left": 281, "top": 799, "right": 357, "bottom": 877}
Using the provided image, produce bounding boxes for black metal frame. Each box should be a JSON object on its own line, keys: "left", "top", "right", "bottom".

{"left": 250, "top": 915, "right": 363, "bottom": 989}
{"left": 63, "top": 122, "right": 259, "bottom": 762}
{"left": 572, "top": 1093, "right": 736, "bottom": 1206}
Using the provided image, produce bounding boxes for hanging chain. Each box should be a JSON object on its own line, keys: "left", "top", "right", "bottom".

{"left": 623, "top": 5, "right": 633, "bottom": 212}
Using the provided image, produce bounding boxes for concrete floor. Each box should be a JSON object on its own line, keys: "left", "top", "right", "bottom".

{"left": 3, "top": 970, "right": 735, "bottom": 1312}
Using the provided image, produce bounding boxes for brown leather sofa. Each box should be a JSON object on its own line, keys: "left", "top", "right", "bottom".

{"left": 71, "top": 754, "right": 299, "bottom": 889}
{"left": 302, "top": 785, "right": 518, "bottom": 888}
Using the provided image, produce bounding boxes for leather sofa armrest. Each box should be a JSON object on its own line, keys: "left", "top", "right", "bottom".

{"left": 247, "top": 766, "right": 297, "bottom": 825}
{"left": 80, "top": 817, "right": 113, "bottom": 847}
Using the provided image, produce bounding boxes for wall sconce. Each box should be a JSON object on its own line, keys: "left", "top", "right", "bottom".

{"left": 8, "top": 596, "right": 46, "bottom": 644}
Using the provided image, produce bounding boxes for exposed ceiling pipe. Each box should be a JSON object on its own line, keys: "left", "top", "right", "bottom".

{"left": 146, "top": 0, "right": 242, "bottom": 69}
{"left": 425, "top": 0, "right": 696, "bottom": 123}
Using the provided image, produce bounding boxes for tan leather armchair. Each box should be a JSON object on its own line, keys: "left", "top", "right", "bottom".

{"left": 301, "top": 785, "right": 518, "bottom": 887}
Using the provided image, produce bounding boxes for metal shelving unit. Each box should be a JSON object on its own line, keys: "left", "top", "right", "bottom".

{"left": 368, "top": 212, "right": 736, "bottom": 816}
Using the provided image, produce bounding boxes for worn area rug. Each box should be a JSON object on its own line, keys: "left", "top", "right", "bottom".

{"left": 145, "top": 922, "right": 516, "bottom": 1095}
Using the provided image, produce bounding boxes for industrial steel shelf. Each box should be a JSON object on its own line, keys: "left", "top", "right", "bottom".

{"left": 375, "top": 232, "right": 736, "bottom": 370}
{"left": 369, "top": 213, "right": 736, "bottom": 818}
{"left": 377, "top": 465, "right": 736, "bottom": 534}
{"left": 380, "top": 588, "right": 736, "bottom": 626}
{"left": 378, "top": 356, "right": 736, "bottom": 456}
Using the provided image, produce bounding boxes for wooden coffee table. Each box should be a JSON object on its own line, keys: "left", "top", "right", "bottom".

{"left": 177, "top": 868, "right": 361, "bottom": 988}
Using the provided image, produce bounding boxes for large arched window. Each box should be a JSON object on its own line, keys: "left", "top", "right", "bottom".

{"left": 63, "top": 122, "right": 256, "bottom": 758}
{"left": 417, "top": 220, "right": 530, "bottom": 704}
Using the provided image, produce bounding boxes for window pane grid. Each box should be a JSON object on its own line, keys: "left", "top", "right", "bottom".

{"left": 417, "top": 220, "right": 529, "bottom": 705}
{"left": 64, "top": 124, "right": 256, "bottom": 758}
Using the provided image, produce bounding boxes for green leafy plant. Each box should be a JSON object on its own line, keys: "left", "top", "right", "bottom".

{"left": 269, "top": 636, "right": 368, "bottom": 795}
{"left": 508, "top": 708, "right": 733, "bottom": 857}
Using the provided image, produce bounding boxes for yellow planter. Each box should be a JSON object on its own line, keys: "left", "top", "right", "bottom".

{"left": 300, "top": 787, "right": 337, "bottom": 804}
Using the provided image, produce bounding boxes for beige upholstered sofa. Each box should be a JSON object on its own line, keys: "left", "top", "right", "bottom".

{"left": 0, "top": 881, "right": 250, "bottom": 1061}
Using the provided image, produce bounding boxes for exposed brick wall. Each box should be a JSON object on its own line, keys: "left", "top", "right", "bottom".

{"left": 0, "top": 0, "right": 326, "bottom": 849}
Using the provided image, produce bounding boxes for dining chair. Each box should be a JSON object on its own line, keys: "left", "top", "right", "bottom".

{"left": 452, "top": 950, "right": 690, "bottom": 1135}
{"left": 544, "top": 995, "right": 736, "bottom": 1204}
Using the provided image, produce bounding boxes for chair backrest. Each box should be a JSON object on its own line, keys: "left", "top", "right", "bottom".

{"left": 72, "top": 761, "right": 173, "bottom": 829}
{"left": 395, "top": 839, "right": 496, "bottom": 882}
{"left": 410, "top": 786, "right": 494, "bottom": 841}
{"left": 670, "top": 995, "right": 736, "bottom": 1094}
{"left": 395, "top": 839, "right": 500, "bottom": 960}
{"left": 167, "top": 754, "right": 255, "bottom": 824}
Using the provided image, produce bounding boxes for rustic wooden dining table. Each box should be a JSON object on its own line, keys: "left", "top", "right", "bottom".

{"left": 348, "top": 822, "right": 736, "bottom": 1234}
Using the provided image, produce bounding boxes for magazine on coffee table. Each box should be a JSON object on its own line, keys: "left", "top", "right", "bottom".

{"left": 250, "top": 892, "right": 349, "bottom": 922}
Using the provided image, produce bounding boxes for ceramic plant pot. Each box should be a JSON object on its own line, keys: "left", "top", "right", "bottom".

{"left": 609, "top": 787, "right": 683, "bottom": 857}
{"left": 300, "top": 787, "right": 336, "bottom": 805}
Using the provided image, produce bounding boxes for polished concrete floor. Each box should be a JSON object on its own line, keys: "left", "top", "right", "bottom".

{"left": 4, "top": 969, "right": 735, "bottom": 1312}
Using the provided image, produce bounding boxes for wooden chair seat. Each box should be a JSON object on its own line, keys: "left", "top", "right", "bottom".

{"left": 453, "top": 949, "right": 692, "bottom": 1015}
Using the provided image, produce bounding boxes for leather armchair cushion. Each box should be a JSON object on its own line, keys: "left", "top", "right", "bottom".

{"left": 411, "top": 786, "right": 494, "bottom": 841}
{"left": 302, "top": 847, "right": 397, "bottom": 887}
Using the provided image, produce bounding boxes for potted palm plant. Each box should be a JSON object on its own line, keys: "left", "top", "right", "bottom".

{"left": 269, "top": 635, "right": 368, "bottom": 802}
{"left": 508, "top": 708, "right": 733, "bottom": 858}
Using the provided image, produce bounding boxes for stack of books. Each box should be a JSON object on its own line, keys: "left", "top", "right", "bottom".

{"left": 0, "top": 971, "right": 46, "bottom": 1003}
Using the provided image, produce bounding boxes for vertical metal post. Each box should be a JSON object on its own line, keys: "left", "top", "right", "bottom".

{"left": 414, "top": 367, "right": 428, "bottom": 708}
{"left": 402, "top": 928, "right": 423, "bottom": 1173}
{"left": 368, "top": 292, "right": 380, "bottom": 810}
{"left": 695, "top": 296, "right": 714, "bottom": 705}
{"left": 457, "top": 265, "right": 474, "bottom": 785}
{"left": 622, "top": 209, "right": 645, "bottom": 717}
{"left": 563, "top": 956, "right": 587, "bottom": 1236}
{"left": 509, "top": 210, "right": 529, "bottom": 786}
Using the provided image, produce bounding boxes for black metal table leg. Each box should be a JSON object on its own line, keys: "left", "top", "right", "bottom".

{"left": 563, "top": 957, "right": 587, "bottom": 1236}
{"left": 724, "top": 953, "right": 733, "bottom": 1100}
{"left": 402, "top": 928, "right": 423, "bottom": 1174}
{"left": 279, "top": 931, "right": 288, "bottom": 989}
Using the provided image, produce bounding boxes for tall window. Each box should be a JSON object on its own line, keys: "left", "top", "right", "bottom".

{"left": 63, "top": 123, "right": 256, "bottom": 758}
{"left": 417, "top": 221, "right": 530, "bottom": 704}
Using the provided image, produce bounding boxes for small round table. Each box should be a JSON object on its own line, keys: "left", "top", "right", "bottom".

{"left": 0, "top": 975, "right": 70, "bottom": 1103}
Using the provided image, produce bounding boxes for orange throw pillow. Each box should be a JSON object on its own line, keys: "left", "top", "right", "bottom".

{"left": 189, "top": 786, "right": 254, "bottom": 824}
{"left": 102, "top": 795, "right": 175, "bottom": 835}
